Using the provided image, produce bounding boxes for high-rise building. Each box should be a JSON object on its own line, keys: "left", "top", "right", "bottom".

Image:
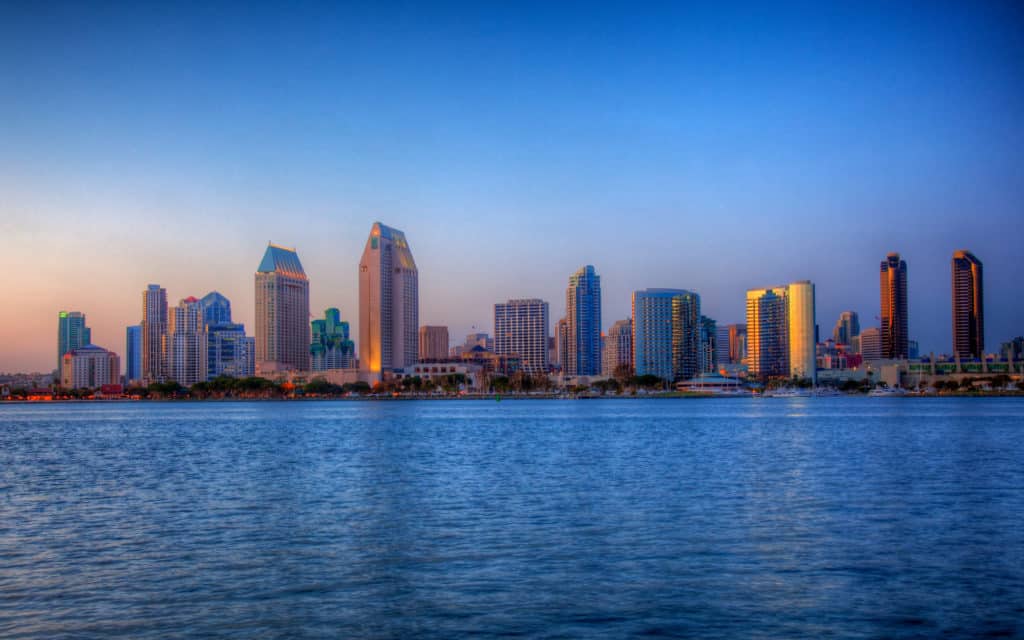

{"left": 200, "top": 291, "right": 232, "bottom": 325}
{"left": 207, "top": 323, "right": 255, "bottom": 379}
{"left": 880, "top": 252, "right": 909, "bottom": 360}
{"left": 1001, "top": 337, "right": 1023, "bottom": 362}
{"left": 745, "top": 287, "right": 789, "bottom": 380}
{"left": 418, "top": 326, "right": 449, "bottom": 361}
{"left": 788, "top": 281, "right": 816, "bottom": 383}
{"left": 631, "top": 289, "right": 701, "bottom": 382}
{"left": 255, "top": 244, "right": 311, "bottom": 373}
{"left": 565, "top": 265, "right": 602, "bottom": 376}
{"left": 951, "top": 250, "right": 984, "bottom": 359}
{"left": 727, "top": 324, "right": 747, "bottom": 365}
{"left": 700, "top": 315, "right": 717, "bottom": 374}
{"left": 602, "top": 319, "right": 632, "bottom": 376}
{"left": 715, "top": 325, "right": 732, "bottom": 365}
{"left": 860, "top": 327, "right": 883, "bottom": 361}
{"left": 311, "top": 308, "right": 356, "bottom": 371}
{"left": 168, "top": 297, "right": 207, "bottom": 386}
{"left": 141, "top": 284, "right": 168, "bottom": 384}
{"left": 125, "top": 325, "right": 142, "bottom": 384}
{"left": 57, "top": 311, "right": 91, "bottom": 373}
{"left": 359, "top": 222, "right": 419, "bottom": 373}
{"left": 494, "top": 299, "right": 549, "bottom": 376}
{"left": 554, "top": 317, "right": 569, "bottom": 370}
{"left": 60, "top": 344, "right": 120, "bottom": 389}
{"left": 832, "top": 311, "right": 860, "bottom": 346}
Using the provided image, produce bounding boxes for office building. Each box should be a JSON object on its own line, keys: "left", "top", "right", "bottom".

{"left": 311, "top": 308, "right": 356, "bottom": 370}
{"left": 168, "top": 297, "right": 207, "bottom": 386}
{"left": 61, "top": 344, "right": 120, "bottom": 389}
{"left": 554, "top": 317, "right": 569, "bottom": 370}
{"left": 726, "top": 323, "right": 747, "bottom": 365}
{"left": 745, "top": 287, "right": 789, "bottom": 380}
{"left": 880, "top": 252, "right": 909, "bottom": 359}
{"left": 832, "top": 311, "right": 860, "bottom": 346}
{"left": 788, "top": 281, "right": 816, "bottom": 382}
{"left": 602, "top": 319, "right": 632, "bottom": 376}
{"left": 125, "top": 325, "right": 142, "bottom": 384}
{"left": 418, "top": 326, "right": 449, "bottom": 361}
{"left": 141, "top": 284, "right": 168, "bottom": 383}
{"left": 494, "top": 299, "right": 549, "bottom": 375}
{"left": 200, "top": 291, "right": 232, "bottom": 325}
{"left": 57, "top": 311, "right": 91, "bottom": 374}
{"left": 700, "top": 315, "right": 717, "bottom": 374}
{"left": 632, "top": 289, "right": 701, "bottom": 382}
{"left": 359, "top": 222, "right": 418, "bottom": 373}
{"left": 207, "top": 323, "right": 255, "bottom": 379}
{"left": 860, "top": 327, "right": 883, "bottom": 361}
{"left": 256, "top": 244, "right": 311, "bottom": 372}
{"left": 565, "top": 265, "right": 602, "bottom": 376}
{"left": 951, "top": 250, "right": 984, "bottom": 359}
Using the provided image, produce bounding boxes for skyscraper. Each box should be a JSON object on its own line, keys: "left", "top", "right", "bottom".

{"left": 565, "top": 265, "right": 602, "bottom": 376}
{"left": 168, "top": 297, "right": 207, "bottom": 386}
{"left": 141, "top": 284, "right": 168, "bottom": 383}
{"left": 359, "top": 222, "right": 419, "bottom": 373}
{"left": 207, "top": 323, "right": 255, "bottom": 379}
{"left": 880, "top": 252, "right": 909, "bottom": 360}
{"left": 631, "top": 289, "right": 701, "bottom": 382}
{"left": 832, "top": 311, "right": 860, "bottom": 346}
{"left": 494, "top": 299, "right": 549, "bottom": 376}
{"left": 200, "top": 291, "right": 232, "bottom": 325}
{"left": 57, "top": 311, "right": 91, "bottom": 373}
{"left": 787, "top": 281, "right": 816, "bottom": 383}
{"left": 255, "top": 244, "right": 311, "bottom": 373}
{"left": 602, "top": 319, "right": 632, "bottom": 376}
{"left": 700, "top": 315, "right": 717, "bottom": 374}
{"left": 951, "top": 250, "right": 984, "bottom": 359}
{"left": 727, "top": 323, "right": 747, "bottom": 365}
{"left": 61, "top": 344, "right": 120, "bottom": 390}
{"left": 310, "top": 308, "right": 356, "bottom": 370}
{"left": 745, "top": 287, "right": 789, "bottom": 380}
{"left": 125, "top": 325, "right": 142, "bottom": 384}
{"left": 554, "top": 317, "right": 569, "bottom": 370}
{"left": 418, "top": 326, "right": 449, "bottom": 361}
{"left": 859, "top": 327, "right": 883, "bottom": 361}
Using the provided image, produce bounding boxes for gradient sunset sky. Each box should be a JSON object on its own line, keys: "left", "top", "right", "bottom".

{"left": 2, "top": 2, "right": 1022, "bottom": 372}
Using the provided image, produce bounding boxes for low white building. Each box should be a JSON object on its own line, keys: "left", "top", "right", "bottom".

{"left": 61, "top": 344, "right": 120, "bottom": 389}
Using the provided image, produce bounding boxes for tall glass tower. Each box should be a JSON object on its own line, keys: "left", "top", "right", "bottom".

{"left": 951, "top": 250, "right": 984, "bottom": 359}
{"left": 141, "top": 285, "right": 168, "bottom": 383}
{"left": 631, "top": 289, "right": 701, "bottom": 382}
{"left": 565, "top": 265, "right": 602, "bottom": 376}
{"left": 880, "top": 253, "right": 909, "bottom": 359}
{"left": 57, "top": 311, "right": 91, "bottom": 373}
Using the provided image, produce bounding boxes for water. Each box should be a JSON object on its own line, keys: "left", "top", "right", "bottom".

{"left": 1, "top": 398, "right": 1022, "bottom": 639}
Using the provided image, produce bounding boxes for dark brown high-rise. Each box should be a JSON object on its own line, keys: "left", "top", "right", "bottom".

{"left": 879, "top": 253, "right": 908, "bottom": 359}
{"left": 951, "top": 250, "right": 984, "bottom": 359}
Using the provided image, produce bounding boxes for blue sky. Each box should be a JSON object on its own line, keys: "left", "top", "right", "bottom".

{"left": 1, "top": 1, "right": 1022, "bottom": 371}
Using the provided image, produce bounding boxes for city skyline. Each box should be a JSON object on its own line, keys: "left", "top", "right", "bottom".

{"left": 2, "top": 3, "right": 1023, "bottom": 372}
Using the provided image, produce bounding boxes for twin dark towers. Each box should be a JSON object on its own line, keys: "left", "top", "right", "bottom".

{"left": 879, "top": 250, "right": 985, "bottom": 361}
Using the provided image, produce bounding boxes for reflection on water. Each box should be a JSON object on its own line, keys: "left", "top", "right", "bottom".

{"left": 0, "top": 398, "right": 1022, "bottom": 638}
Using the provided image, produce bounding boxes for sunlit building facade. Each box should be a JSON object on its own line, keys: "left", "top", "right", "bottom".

{"left": 565, "top": 265, "right": 602, "bottom": 376}
{"left": 951, "top": 250, "right": 984, "bottom": 359}
{"left": 745, "top": 287, "right": 789, "bottom": 380}
{"left": 418, "top": 325, "right": 449, "bottom": 361}
{"left": 61, "top": 344, "right": 120, "bottom": 390}
{"left": 359, "top": 222, "right": 419, "bottom": 373}
{"left": 880, "top": 252, "right": 909, "bottom": 360}
{"left": 255, "top": 244, "right": 311, "bottom": 373}
{"left": 602, "top": 319, "right": 632, "bottom": 376}
{"left": 494, "top": 299, "right": 549, "bottom": 376}
{"left": 631, "top": 289, "right": 701, "bottom": 382}
{"left": 787, "top": 281, "right": 816, "bottom": 383}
